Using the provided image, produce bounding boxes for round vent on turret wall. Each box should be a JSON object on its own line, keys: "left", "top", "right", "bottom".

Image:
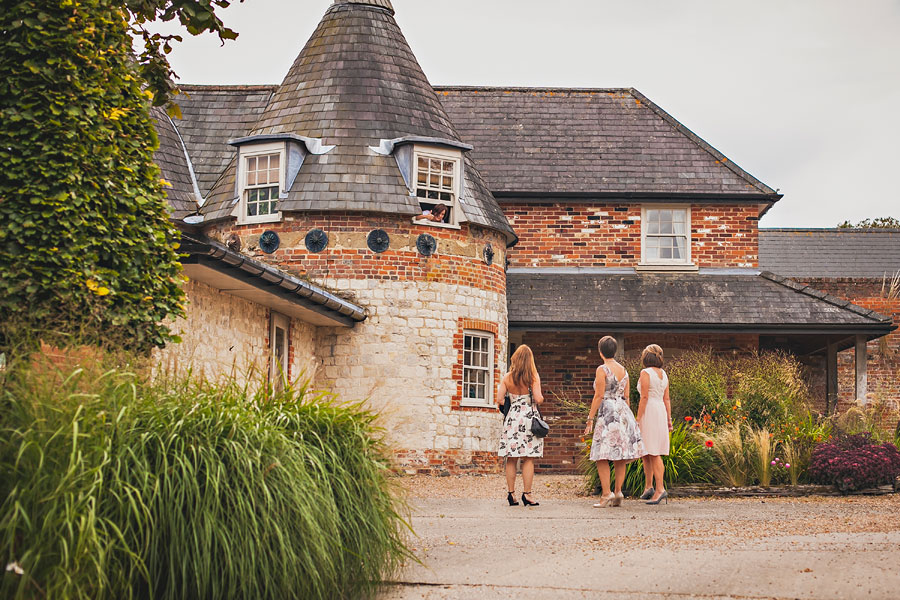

{"left": 416, "top": 234, "right": 436, "bottom": 257}
{"left": 305, "top": 229, "right": 328, "bottom": 253}
{"left": 367, "top": 229, "right": 390, "bottom": 253}
{"left": 483, "top": 242, "right": 495, "bottom": 265}
{"left": 259, "top": 231, "right": 280, "bottom": 254}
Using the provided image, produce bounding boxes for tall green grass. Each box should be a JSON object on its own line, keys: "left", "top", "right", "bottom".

{"left": 0, "top": 350, "right": 412, "bottom": 599}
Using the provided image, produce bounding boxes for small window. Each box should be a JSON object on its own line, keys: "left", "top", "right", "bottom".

{"left": 462, "top": 330, "right": 494, "bottom": 406}
{"left": 246, "top": 153, "right": 280, "bottom": 217}
{"left": 642, "top": 206, "right": 692, "bottom": 265}
{"left": 270, "top": 312, "right": 289, "bottom": 390}
{"left": 413, "top": 147, "right": 460, "bottom": 226}
{"left": 237, "top": 142, "right": 284, "bottom": 224}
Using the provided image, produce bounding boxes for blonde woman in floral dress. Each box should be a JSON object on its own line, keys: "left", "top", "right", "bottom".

{"left": 583, "top": 336, "right": 645, "bottom": 507}
{"left": 497, "top": 344, "right": 544, "bottom": 507}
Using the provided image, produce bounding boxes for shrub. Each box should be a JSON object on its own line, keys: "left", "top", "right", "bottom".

{"left": 665, "top": 350, "right": 729, "bottom": 423}
{"left": 704, "top": 423, "right": 751, "bottom": 487}
{"left": 809, "top": 433, "right": 900, "bottom": 493}
{"left": 0, "top": 352, "right": 411, "bottom": 599}
{"left": 732, "top": 352, "right": 808, "bottom": 430}
{"left": 747, "top": 428, "right": 776, "bottom": 486}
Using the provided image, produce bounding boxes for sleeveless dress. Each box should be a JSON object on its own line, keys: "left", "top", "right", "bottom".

{"left": 498, "top": 392, "right": 544, "bottom": 458}
{"left": 589, "top": 365, "right": 645, "bottom": 461}
{"left": 639, "top": 368, "right": 670, "bottom": 456}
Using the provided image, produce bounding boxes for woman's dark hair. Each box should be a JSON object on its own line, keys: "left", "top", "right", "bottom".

{"left": 598, "top": 335, "right": 617, "bottom": 359}
{"left": 433, "top": 204, "right": 447, "bottom": 216}
{"left": 641, "top": 344, "right": 664, "bottom": 368}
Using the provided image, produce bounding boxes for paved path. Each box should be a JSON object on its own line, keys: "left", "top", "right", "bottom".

{"left": 382, "top": 495, "right": 900, "bottom": 600}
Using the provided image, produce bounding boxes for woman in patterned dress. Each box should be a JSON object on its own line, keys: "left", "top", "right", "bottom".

{"left": 497, "top": 344, "right": 544, "bottom": 507}
{"left": 583, "top": 336, "right": 645, "bottom": 507}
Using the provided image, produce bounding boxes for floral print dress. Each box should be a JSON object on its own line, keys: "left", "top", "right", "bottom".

{"left": 498, "top": 392, "right": 544, "bottom": 458}
{"left": 589, "top": 365, "right": 645, "bottom": 461}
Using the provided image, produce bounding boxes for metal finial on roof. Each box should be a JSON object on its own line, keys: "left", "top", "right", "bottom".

{"left": 332, "top": 0, "right": 394, "bottom": 14}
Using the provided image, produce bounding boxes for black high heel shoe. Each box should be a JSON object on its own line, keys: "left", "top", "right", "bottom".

{"left": 645, "top": 490, "right": 668, "bottom": 505}
{"left": 521, "top": 492, "right": 540, "bottom": 507}
{"left": 507, "top": 492, "right": 519, "bottom": 506}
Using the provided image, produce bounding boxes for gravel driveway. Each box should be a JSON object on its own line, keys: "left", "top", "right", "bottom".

{"left": 381, "top": 475, "right": 900, "bottom": 600}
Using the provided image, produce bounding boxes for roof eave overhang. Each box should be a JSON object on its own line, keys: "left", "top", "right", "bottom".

{"left": 508, "top": 321, "right": 896, "bottom": 338}
{"left": 493, "top": 191, "right": 783, "bottom": 203}
{"left": 179, "top": 234, "right": 367, "bottom": 328}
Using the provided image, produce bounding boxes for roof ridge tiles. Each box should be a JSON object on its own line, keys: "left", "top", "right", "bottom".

{"left": 435, "top": 86, "right": 632, "bottom": 94}
{"left": 178, "top": 84, "right": 278, "bottom": 92}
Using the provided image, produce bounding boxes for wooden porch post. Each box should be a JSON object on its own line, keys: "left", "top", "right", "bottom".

{"left": 826, "top": 342, "right": 838, "bottom": 415}
{"left": 855, "top": 335, "right": 868, "bottom": 406}
{"left": 614, "top": 333, "right": 626, "bottom": 359}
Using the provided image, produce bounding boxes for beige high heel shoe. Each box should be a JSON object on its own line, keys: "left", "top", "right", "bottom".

{"left": 593, "top": 493, "right": 616, "bottom": 508}
{"left": 612, "top": 491, "right": 624, "bottom": 507}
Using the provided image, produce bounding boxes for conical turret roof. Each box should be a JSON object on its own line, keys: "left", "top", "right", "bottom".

{"left": 202, "top": 0, "right": 513, "bottom": 239}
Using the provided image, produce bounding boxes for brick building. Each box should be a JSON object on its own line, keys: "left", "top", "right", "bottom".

{"left": 151, "top": 0, "right": 896, "bottom": 472}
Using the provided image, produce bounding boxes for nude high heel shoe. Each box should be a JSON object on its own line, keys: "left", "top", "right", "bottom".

{"left": 612, "top": 491, "right": 624, "bottom": 507}
{"left": 593, "top": 493, "right": 616, "bottom": 508}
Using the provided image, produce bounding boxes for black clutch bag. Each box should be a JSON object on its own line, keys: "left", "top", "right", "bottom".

{"left": 529, "top": 392, "right": 549, "bottom": 438}
{"left": 499, "top": 394, "right": 511, "bottom": 417}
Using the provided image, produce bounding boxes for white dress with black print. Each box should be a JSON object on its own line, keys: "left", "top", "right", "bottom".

{"left": 589, "top": 365, "right": 645, "bottom": 461}
{"left": 498, "top": 392, "right": 544, "bottom": 458}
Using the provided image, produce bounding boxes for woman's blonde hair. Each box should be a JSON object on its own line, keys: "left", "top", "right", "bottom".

{"left": 509, "top": 344, "right": 537, "bottom": 389}
{"left": 641, "top": 344, "right": 664, "bottom": 368}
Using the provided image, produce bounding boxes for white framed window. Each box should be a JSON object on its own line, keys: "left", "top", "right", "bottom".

{"left": 412, "top": 146, "right": 461, "bottom": 227}
{"left": 641, "top": 206, "right": 692, "bottom": 266}
{"left": 237, "top": 142, "right": 284, "bottom": 224}
{"left": 270, "top": 312, "right": 289, "bottom": 390}
{"left": 462, "top": 330, "right": 494, "bottom": 407}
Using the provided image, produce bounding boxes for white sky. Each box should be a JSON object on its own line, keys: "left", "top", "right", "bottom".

{"left": 154, "top": 0, "right": 900, "bottom": 228}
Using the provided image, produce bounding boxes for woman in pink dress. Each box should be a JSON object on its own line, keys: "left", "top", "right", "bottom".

{"left": 636, "top": 345, "right": 673, "bottom": 505}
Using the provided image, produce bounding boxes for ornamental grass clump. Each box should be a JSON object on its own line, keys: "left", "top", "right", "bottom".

{"left": 705, "top": 423, "right": 750, "bottom": 487}
{"left": 809, "top": 432, "right": 900, "bottom": 493}
{"left": 748, "top": 428, "right": 776, "bottom": 487}
{"left": 0, "top": 350, "right": 412, "bottom": 600}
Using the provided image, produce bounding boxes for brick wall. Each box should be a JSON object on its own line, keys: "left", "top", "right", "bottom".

{"left": 501, "top": 202, "right": 758, "bottom": 269}
{"left": 797, "top": 278, "right": 900, "bottom": 415}
{"left": 208, "top": 212, "right": 507, "bottom": 296}
{"left": 517, "top": 331, "right": 760, "bottom": 472}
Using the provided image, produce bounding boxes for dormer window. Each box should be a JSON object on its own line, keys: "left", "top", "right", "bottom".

{"left": 412, "top": 146, "right": 461, "bottom": 226}
{"left": 237, "top": 141, "right": 285, "bottom": 224}
{"left": 640, "top": 206, "right": 694, "bottom": 268}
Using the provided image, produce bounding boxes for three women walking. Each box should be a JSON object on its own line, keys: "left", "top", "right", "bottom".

{"left": 499, "top": 337, "right": 672, "bottom": 507}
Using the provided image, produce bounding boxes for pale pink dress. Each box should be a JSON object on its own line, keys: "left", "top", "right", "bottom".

{"left": 639, "top": 368, "right": 670, "bottom": 456}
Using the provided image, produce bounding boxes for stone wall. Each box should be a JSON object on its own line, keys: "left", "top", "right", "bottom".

{"left": 155, "top": 279, "right": 319, "bottom": 388}
{"left": 501, "top": 202, "right": 758, "bottom": 269}
{"left": 316, "top": 279, "right": 507, "bottom": 474}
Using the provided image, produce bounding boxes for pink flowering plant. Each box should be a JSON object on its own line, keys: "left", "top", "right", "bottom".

{"left": 809, "top": 433, "right": 900, "bottom": 493}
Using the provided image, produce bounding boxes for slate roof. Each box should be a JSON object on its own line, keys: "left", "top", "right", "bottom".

{"left": 507, "top": 271, "right": 893, "bottom": 333}
{"left": 173, "top": 85, "right": 274, "bottom": 197}
{"left": 436, "top": 87, "right": 780, "bottom": 201}
{"left": 150, "top": 107, "right": 200, "bottom": 220}
{"left": 198, "top": 0, "right": 514, "bottom": 240}
{"left": 759, "top": 228, "right": 900, "bottom": 279}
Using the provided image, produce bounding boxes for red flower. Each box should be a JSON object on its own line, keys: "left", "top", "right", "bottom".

{"left": 684, "top": 416, "right": 693, "bottom": 422}
{"left": 706, "top": 440, "right": 714, "bottom": 448}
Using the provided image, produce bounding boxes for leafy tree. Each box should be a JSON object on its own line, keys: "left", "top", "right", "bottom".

{"left": 0, "top": 0, "right": 199, "bottom": 350}
{"left": 837, "top": 217, "right": 900, "bottom": 229}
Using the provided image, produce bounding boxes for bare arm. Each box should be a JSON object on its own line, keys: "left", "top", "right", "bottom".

{"left": 636, "top": 370, "right": 649, "bottom": 422}
{"left": 583, "top": 367, "right": 605, "bottom": 436}
{"left": 497, "top": 375, "right": 508, "bottom": 409}
{"left": 532, "top": 374, "right": 544, "bottom": 404}
{"left": 663, "top": 381, "right": 673, "bottom": 432}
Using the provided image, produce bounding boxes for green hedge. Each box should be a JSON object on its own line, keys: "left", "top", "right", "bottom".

{"left": 0, "top": 352, "right": 412, "bottom": 599}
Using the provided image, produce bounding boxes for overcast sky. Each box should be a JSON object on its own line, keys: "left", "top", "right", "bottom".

{"left": 154, "top": 0, "right": 900, "bottom": 228}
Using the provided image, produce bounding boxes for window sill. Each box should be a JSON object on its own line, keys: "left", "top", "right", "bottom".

{"left": 237, "top": 213, "right": 283, "bottom": 226}
{"left": 636, "top": 263, "right": 699, "bottom": 273}
{"left": 459, "top": 400, "right": 494, "bottom": 409}
{"left": 412, "top": 218, "right": 461, "bottom": 230}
